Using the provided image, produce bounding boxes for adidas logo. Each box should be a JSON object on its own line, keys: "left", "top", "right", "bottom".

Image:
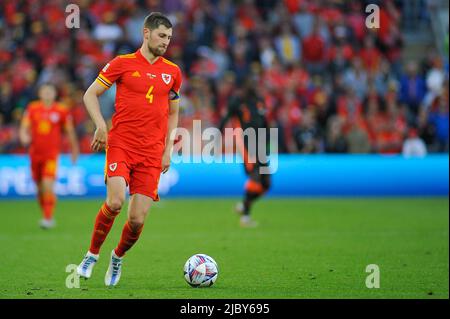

{"left": 132, "top": 71, "right": 141, "bottom": 77}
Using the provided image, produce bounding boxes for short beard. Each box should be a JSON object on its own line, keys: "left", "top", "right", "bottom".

{"left": 148, "top": 44, "right": 164, "bottom": 57}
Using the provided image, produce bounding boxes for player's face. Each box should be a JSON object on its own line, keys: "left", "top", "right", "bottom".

{"left": 39, "top": 85, "right": 56, "bottom": 103}
{"left": 146, "top": 25, "right": 172, "bottom": 57}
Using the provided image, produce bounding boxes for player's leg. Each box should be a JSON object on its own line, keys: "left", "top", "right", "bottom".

{"left": 77, "top": 176, "right": 127, "bottom": 279}
{"left": 31, "top": 158, "right": 45, "bottom": 221}
{"left": 90, "top": 176, "right": 127, "bottom": 253}
{"left": 37, "top": 184, "right": 43, "bottom": 212}
{"left": 39, "top": 177, "right": 56, "bottom": 229}
{"left": 116, "top": 194, "right": 151, "bottom": 254}
{"left": 31, "top": 158, "right": 56, "bottom": 229}
{"left": 239, "top": 165, "right": 271, "bottom": 227}
{"left": 38, "top": 158, "right": 58, "bottom": 227}
{"left": 235, "top": 161, "right": 255, "bottom": 214}
{"left": 78, "top": 147, "right": 130, "bottom": 278}
{"left": 105, "top": 164, "right": 158, "bottom": 286}
{"left": 115, "top": 193, "right": 151, "bottom": 257}
{"left": 105, "top": 193, "right": 152, "bottom": 286}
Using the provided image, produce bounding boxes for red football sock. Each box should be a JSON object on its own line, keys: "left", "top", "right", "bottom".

{"left": 38, "top": 193, "right": 44, "bottom": 211}
{"left": 114, "top": 221, "right": 144, "bottom": 258}
{"left": 89, "top": 203, "right": 120, "bottom": 255}
{"left": 42, "top": 192, "right": 56, "bottom": 220}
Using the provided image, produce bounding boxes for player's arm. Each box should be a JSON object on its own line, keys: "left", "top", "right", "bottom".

{"left": 19, "top": 111, "right": 31, "bottom": 147}
{"left": 162, "top": 98, "right": 180, "bottom": 174}
{"left": 83, "top": 81, "right": 108, "bottom": 152}
{"left": 64, "top": 117, "right": 80, "bottom": 164}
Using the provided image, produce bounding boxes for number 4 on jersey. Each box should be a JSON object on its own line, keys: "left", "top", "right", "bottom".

{"left": 146, "top": 85, "right": 154, "bottom": 104}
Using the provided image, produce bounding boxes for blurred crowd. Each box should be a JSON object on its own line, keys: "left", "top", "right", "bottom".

{"left": 0, "top": 0, "right": 448, "bottom": 155}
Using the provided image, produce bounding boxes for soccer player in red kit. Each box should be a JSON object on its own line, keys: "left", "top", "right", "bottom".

{"left": 76, "top": 13, "right": 182, "bottom": 286}
{"left": 19, "top": 83, "right": 79, "bottom": 229}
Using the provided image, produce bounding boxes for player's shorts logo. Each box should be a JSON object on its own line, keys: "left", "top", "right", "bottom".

{"left": 162, "top": 73, "right": 171, "bottom": 85}
{"left": 109, "top": 163, "right": 117, "bottom": 172}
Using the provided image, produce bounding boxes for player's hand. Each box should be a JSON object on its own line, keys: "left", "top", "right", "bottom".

{"left": 91, "top": 125, "right": 107, "bottom": 152}
{"left": 161, "top": 152, "right": 171, "bottom": 174}
{"left": 20, "top": 133, "right": 31, "bottom": 147}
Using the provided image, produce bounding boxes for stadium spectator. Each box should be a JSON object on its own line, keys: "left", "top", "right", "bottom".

{"left": 274, "top": 23, "right": 301, "bottom": 66}
{"left": 324, "top": 116, "right": 348, "bottom": 153}
{"left": 346, "top": 118, "right": 371, "bottom": 154}
{"left": 292, "top": 1, "right": 315, "bottom": 39}
{"left": 427, "top": 86, "right": 449, "bottom": 152}
{"left": 302, "top": 18, "right": 328, "bottom": 75}
{"left": 293, "top": 108, "right": 322, "bottom": 153}
{"left": 399, "top": 60, "right": 427, "bottom": 115}
{"left": 343, "top": 57, "right": 368, "bottom": 100}
{"left": 424, "top": 56, "right": 447, "bottom": 109}
{"left": 402, "top": 127, "right": 428, "bottom": 157}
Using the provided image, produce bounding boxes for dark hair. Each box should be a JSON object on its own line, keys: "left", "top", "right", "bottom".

{"left": 39, "top": 82, "right": 56, "bottom": 88}
{"left": 143, "top": 12, "right": 172, "bottom": 30}
{"left": 38, "top": 82, "right": 57, "bottom": 93}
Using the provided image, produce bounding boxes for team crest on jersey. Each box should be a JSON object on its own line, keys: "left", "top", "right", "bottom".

{"left": 161, "top": 73, "right": 171, "bottom": 85}
{"left": 109, "top": 163, "right": 117, "bottom": 172}
{"left": 49, "top": 112, "right": 60, "bottom": 123}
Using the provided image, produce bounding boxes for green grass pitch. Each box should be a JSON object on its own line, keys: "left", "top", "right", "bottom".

{"left": 0, "top": 198, "right": 448, "bottom": 299}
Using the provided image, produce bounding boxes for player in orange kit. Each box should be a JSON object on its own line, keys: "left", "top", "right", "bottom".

{"left": 19, "top": 83, "right": 79, "bottom": 229}
{"left": 76, "top": 12, "right": 182, "bottom": 286}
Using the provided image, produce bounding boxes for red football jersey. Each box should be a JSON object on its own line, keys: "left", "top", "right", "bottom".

{"left": 96, "top": 49, "right": 182, "bottom": 167}
{"left": 23, "top": 101, "right": 71, "bottom": 159}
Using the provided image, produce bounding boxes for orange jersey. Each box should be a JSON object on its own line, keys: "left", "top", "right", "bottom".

{"left": 23, "top": 101, "right": 71, "bottom": 159}
{"left": 96, "top": 49, "right": 182, "bottom": 167}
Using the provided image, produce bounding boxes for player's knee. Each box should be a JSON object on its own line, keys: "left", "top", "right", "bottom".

{"left": 128, "top": 217, "right": 144, "bottom": 232}
{"left": 106, "top": 197, "right": 124, "bottom": 212}
{"left": 41, "top": 181, "right": 54, "bottom": 194}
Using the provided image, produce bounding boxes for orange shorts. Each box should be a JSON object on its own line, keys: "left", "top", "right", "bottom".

{"left": 105, "top": 146, "right": 161, "bottom": 201}
{"left": 31, "top": 157, "right": 58, "bottom": 182}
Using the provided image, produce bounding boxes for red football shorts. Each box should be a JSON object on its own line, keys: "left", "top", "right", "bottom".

{"left": 30, "top": 156, "right": 58, "bottom": 182}
{"left": 105, "top": 146, "right": 161, "bottom": 201}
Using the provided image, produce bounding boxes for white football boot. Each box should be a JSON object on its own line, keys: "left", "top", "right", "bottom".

{"left": 105, "top": 250, "right": 123, "bottom": 287}
{"left": 240, "top": 215, "right": 258, "bottom": 228}
{"left": 77, "top": 251, "right": 99, "bottom": 279}
{"left": 39, "top": 218, "right": 56, "bottom": 229}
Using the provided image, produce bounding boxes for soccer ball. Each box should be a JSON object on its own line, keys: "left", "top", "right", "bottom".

{"left": 183, "top": 254, "right": 219, "bottom": 287}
